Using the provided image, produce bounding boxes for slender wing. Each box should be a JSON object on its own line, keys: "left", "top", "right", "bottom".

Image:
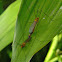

{"left": 29, "top": 21, "right": 36, "bottom": 34}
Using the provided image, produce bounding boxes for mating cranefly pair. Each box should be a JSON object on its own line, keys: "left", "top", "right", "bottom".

{"left": 21, "top": 17, "right": 39, "bottom": 48}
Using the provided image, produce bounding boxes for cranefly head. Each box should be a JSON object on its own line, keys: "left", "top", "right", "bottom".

{"left": 35, "top": 17, "right": 39, "bottom": 22}
{"left": 21, "top": 42, "right": 26, "bottom": 48}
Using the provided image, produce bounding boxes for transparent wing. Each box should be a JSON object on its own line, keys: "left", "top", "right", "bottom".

{"left": 29, "top": 21, "right": 36, "bottom": 33}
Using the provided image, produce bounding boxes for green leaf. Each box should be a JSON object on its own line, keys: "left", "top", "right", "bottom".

{"left": 44, "top": 34, "right": 62, "bottom": 62}
{"left": 0, "top": 0, "right": 21, "bottom": 51}
{"left": 12, "top": 0, "right": 62, "bottom": 62}
{"left": 49, "top": 55, "right": 62, "bottom": 62}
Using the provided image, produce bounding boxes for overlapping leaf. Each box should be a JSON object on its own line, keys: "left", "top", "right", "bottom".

{"left": 0, "top": 0, "right": 21, "bottom": 51}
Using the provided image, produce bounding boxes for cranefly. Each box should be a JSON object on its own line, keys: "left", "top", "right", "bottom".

{"left": 21, "top": 17, "right": 39, "bottom": 48}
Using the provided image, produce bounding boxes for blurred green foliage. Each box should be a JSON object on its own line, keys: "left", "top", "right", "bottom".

{"left": 0, "top": 0, "right": 3, "bottom": 14}
{"left": 0, "top": 0, "right": 15, "bottom": 62}
{"left": 2, "top": 0, "right": 15, "bottom": 10}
